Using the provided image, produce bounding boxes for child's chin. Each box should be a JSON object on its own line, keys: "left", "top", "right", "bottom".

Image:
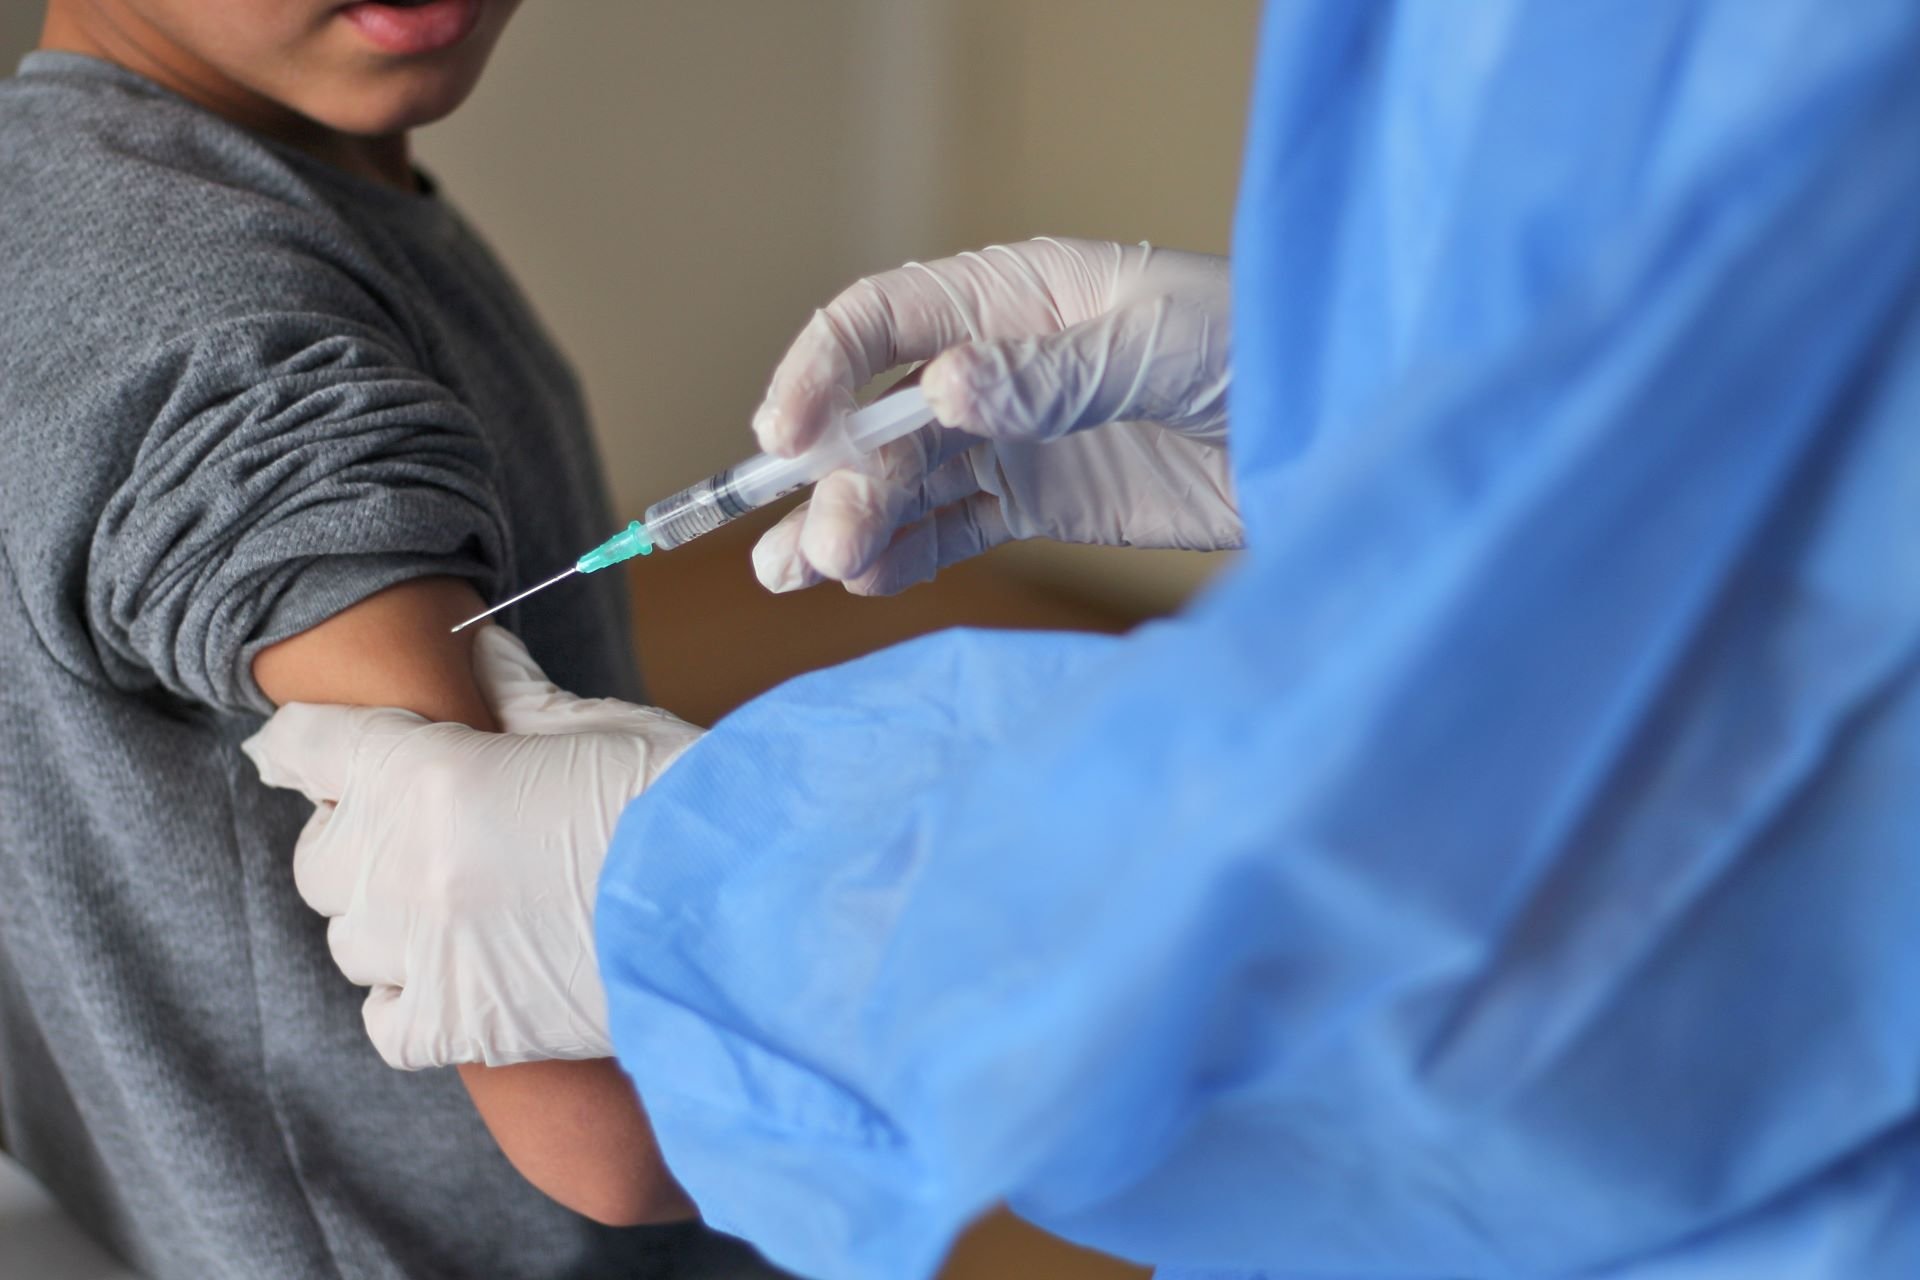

{"left": 308, "top": 69, "right": 483, "bottom": 137}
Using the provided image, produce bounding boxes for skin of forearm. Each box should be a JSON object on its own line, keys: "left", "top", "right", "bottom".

{"left": 252, "top": 576, "right": 694, "bottom": 1225}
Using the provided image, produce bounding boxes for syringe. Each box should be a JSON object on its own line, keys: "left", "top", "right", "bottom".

{"left": 451, "top": 386, "right": 937, "bottom": 632}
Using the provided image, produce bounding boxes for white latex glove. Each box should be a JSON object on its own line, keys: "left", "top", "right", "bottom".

{"left": 240, "top": 626, "right": 702, "bottom": 1070}
{"left": 750, "top": 237, "right": 1243, "bottom": 595}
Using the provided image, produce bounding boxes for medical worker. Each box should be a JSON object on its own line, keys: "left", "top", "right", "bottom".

{"left": 246, "top": 2, "right": 1920, "bottom": 1277}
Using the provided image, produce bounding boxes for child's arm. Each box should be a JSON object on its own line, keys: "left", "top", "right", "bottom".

{"left": 252, "top": 576, "right": 696, "bottom": 1226}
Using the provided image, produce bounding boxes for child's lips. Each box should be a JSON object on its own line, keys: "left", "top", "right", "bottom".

{"left": 337, "top": 0, "right": 483, "bottom": 57}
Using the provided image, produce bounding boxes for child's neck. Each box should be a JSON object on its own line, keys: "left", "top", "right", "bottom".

{"left": 38, "top": 9, "right": 418, "bottom": 193}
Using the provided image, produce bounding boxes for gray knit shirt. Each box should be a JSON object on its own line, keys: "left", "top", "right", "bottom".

{"left": 0, "top": 54, "right": 773, "bottom": 1280}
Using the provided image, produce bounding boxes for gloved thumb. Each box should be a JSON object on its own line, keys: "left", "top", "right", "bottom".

{"left": 471, "top": 624, "right": 578, "bottom": 731}
{"left": 242, "top": 703, "right": 424, "bottom": 805}
{"left": 921, "top": 294, "right": 1228, "bottom": 444}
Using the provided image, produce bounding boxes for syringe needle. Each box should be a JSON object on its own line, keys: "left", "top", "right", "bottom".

{"left": 449, "top": 566, "right": 579, "bottom": 633}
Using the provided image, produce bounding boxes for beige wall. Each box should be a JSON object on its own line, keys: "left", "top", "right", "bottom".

{"left": 0, "top": 9, "right": 40, "bottom": 69}
{"left": 941, "top": 0, "right": 1260, "bottom": 254}
{"left": 3, "top": 1, "right": 1263, "bottom": 610}
{"left": 416, "top": 1, "right": 930, "bottom": 508}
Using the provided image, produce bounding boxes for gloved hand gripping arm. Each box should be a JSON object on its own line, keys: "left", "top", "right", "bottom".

{"left": 247, "top": 622, "right": 701, "bottom": 1071}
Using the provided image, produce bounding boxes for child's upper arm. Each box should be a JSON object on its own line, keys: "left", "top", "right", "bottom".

{"left": 250, "top": 578, "right": 694, "bottom": 1226}
{"left": 251, "top": 576, "right": 496, "bottom": 727}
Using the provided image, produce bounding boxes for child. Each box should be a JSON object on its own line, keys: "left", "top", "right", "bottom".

{"left": 0, "top": 2, "right": 774, "bottom": 1275}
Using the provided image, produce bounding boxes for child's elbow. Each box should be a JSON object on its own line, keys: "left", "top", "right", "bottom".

{"left": 554, "top": 1166, "right": 699, "bottom": 1227}
{"left": 454, "top": 1059, "right": 700, "bottom": 1228}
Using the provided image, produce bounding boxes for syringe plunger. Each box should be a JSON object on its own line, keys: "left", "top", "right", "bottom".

{"left": 644, "top": 385, "right": 936, "bottom": 551}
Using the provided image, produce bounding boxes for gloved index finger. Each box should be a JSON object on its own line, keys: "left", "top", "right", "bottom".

{"left": 470, "top": 624, "right": 554, "bottom": 692}
{"left": 753, "top": 260, "right": 999, "bottom": 457}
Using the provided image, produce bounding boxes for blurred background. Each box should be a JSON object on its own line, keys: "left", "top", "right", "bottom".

{"left": 0, "top": 3, "right": 1261, "bottom": 1277}
{"left": 414, "top": 0, "right": 1259, "bottom": 617}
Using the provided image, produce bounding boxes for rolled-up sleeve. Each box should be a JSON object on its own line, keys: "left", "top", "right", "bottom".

{"left": 86, "top": 311, "right": 508, "bottom": 714}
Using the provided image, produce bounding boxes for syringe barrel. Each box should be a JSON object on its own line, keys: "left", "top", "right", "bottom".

{"left": 641, "top": 386, "right": 934, "bottom": 552}
{"left": 640, "top": 464, "right": 761, "bottom": 551}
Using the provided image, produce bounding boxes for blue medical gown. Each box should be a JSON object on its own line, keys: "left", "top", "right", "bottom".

{"left": 598, "top": 2, "right": 1920, "bottom": 1276}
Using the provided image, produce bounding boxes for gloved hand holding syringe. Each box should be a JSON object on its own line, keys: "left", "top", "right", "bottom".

{"left": 451, "top": 385, "right": 936, "bottom": 632}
